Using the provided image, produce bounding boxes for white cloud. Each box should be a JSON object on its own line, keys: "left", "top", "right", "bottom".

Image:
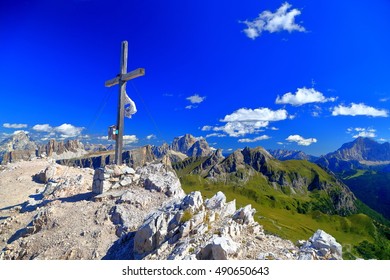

{"left": 201, "top": 107, "right": 288, "bottom": 137}
{"left": 186, "top": 94, "right": 206, "bottom": 104}
{"left": 332, "top": 103, "right": 388, "bottom": 117}
{"left": 286, "top": 135, "right": 317, "bottom": 146}
{"left": 123, "top": 135, "right": 138, "bottom": 144}
{"left": 221, "top": 108, "right": 288, "bottom": 122}
{"left": 201, "top": 125, "right": 213, "bottom": 131}
{"left": 3, "top": 123, "right": 27, "bottom": 129}
{"left": 98, "top": 136, "right": 109, "bottom": 140}
{"left": 275, "top": 87, "right": 337, "bottom": 106}
{"left": 185, "top": 105, "right": 198, "bottom": 110}
{"left": 379, "top": 97, "right": 389, "bottom": 102}
{"left": 32, "top": 124, "right": 53, "bottom": 132}
{"left": 346, "top": 127, "right": 376, "bottom": 138}
{"left": 213, "top": 121, "right": 269, "bottom": 137}
{"left": 241, "top": 2, "right": 305, "bottom": 40}
{"left": 54, "top": 123, "right": 84, "bottom": 138}
{"left": 205, "top": 133, "right": 226, "bottom": 138}
{"left": 146, "top": 134, "right": 156, "bottom": 140}
{"left": 238, "top": 135, "right": 270, "bottom": 143}
{"left": 277, "top": 142, "right": 284, "bottom": 145}
{"left": 269, "top": 127, "right": 279, "bottom": 131}
{"left": 227, "top": 148, "right": 233, "bottom": 152}
{"left": 32, "top": 123, "right": 84, "bottom": 138}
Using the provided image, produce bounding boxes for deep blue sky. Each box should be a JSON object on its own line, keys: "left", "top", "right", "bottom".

{"left": 1, "top": 0, "right": 390, "bottom": 155}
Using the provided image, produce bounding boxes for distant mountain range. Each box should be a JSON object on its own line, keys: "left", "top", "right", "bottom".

{"left": 56, "top": 134, "right": 214, "bottom": 169}
{"left": 317, "top": 137, "right": 390, "bottom": 172}
{"left": 269, "top": 149, "right": 318, "bottom": 162}
{"left": 314, "top": 137, "right": 390, "bottom": 219}
{"left": 0, "top": 131, "right": 105, "bottom": 164}
{"left": 173, "top": 146, "right": 357, "bottom": 216}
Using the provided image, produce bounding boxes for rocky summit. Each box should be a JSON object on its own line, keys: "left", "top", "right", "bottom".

{"left": 0, "top": 158, "right": 341, "bottom": 260}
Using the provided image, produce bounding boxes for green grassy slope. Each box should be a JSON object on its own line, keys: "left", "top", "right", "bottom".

{"left": 340, "top": 170, "right": 390, "bottom": 220}
{"left": 176, "top": 156, "right": 390, "bottom": 259}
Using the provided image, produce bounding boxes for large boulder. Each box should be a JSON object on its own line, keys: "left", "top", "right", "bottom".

{"left": 204, "top": 191, "right": 226, "bottom": 210}
{"left": 233, "top": 205, "right": 256, "bottom": 225}
{"left": 298, "top": 229, "right": 342, "bottom": 260}
{"left": 138, "top": 163, "right": 185, "bottom": 198}
{"left": 197, "top": 236, "right": 238, "bottom": 260}
{"left": 33, "top": 165, "right": 57, "bottom": 184}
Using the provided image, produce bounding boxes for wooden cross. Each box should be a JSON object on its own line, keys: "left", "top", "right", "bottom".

{"left": 105, "top": 41, "right": 145, "bottom": 165}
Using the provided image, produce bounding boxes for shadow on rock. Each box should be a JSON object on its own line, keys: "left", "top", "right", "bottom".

{"left": 102, "top": 232, "right": 136, "bottom": 260}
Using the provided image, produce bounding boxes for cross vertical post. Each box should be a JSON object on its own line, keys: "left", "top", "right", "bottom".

{"left": 116, "top": 41, "right": 127, "bottom": 165}
{"left": 105, "top": 41, "right": 145, "bottom": 165}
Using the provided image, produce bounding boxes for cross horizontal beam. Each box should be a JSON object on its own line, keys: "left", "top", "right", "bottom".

{"left": 105, "top": 68, "right": 145, "bottom": 87}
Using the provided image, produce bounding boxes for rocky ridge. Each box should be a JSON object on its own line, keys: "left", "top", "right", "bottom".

{"left": 269, "top": 149, "right": 318, "bottom": 162}
{"left": 173, "top": 146, "right": 357, "bottom": 216}
{"left": 0, "top": 131, "right": 88, "bottom": 164}
{"left": 0, "top": 158, "right": 342, "bottom": 260}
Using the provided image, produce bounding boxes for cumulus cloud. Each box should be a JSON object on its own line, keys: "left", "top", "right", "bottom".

{"left": 347, "top": 127, "right": 376, "bottom": 138}
{"left": 286, "top": 135, "right": 317, "bottom": 146}
{"left": 98, "top": 136, "right": 109, "bottom": 140}
{"left": 31, "top": 123, "right": 84, "bottom": 138}
{"left": 241, "top": 2, "right": 305, "bottom": 40}
{"left": 238, "top": 135, "right": 270, "bottom": 143}
{"left": 123, "top": 135, "right": 138, "bottom": 144}
{"left": 201, "top": 125, "right": 213, "bottom": 131}
{"left": 332, "top": 103, "right": 388, "bottom": 117}
{"left": 185, "top": 94, "right": 205, "bottom": 110}
{"left": 202, "top": 107, "right": 288, "bottom": 137}
{"left": 213, "top": 121, "right": 269, "bottom": 137}
{"left": 32, "top": 124, "right": 53, "bottom": 132}
{"left": 221, "top": 108, "right": 288, "bottom": 122}
{"left": 54, "top": 123, "right": 84, "bottom": 138}
{"left": 275, "top": 87, "right": 337, "bottom": 106}
{"left": 3, "top": 123, "right": 27, "bottom": 129}
{"left": 186, "top": 94, "right": 206, "bottom": 104}
{"left": 146, "top": 134, "right": 156, "bottom": 140}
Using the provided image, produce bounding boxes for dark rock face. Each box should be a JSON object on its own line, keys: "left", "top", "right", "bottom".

{"left": 171, "top": 134, "right": 197, "bottom": 154}
{"left": 334, "top": 137, "right": 390, "bottom": 161}
{"left": 151, "top": 143, "right": 170, "bottom": 158}
{"left": 151, "top": 134, "right": 213, "bottom": 162}
{"left": 187, "top": 138, "right": 212, "bottom": 157}
{"left": 170, "top": 134, "right": 212, "bottom": 157}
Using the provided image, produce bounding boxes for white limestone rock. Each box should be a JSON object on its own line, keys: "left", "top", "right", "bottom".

{"left": 233, "top": 205, "right": 256, "bottom": 225}
{"left": 180, "top": 191, "right": 203, "bottom": 212}
{"left": 138, "top": 163, "right": 185, "bottom": 198}
{"left": 298, "top": 229, "right": 342, "bottom": 260}
{"left": 198, "top": 236, "right": 238, "bottom": 260}
{"left": 204, "top": 191, "right": 226, "bottom": 210}
{"left": 310, "top": 229, "right": 342, "bottom": 259}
